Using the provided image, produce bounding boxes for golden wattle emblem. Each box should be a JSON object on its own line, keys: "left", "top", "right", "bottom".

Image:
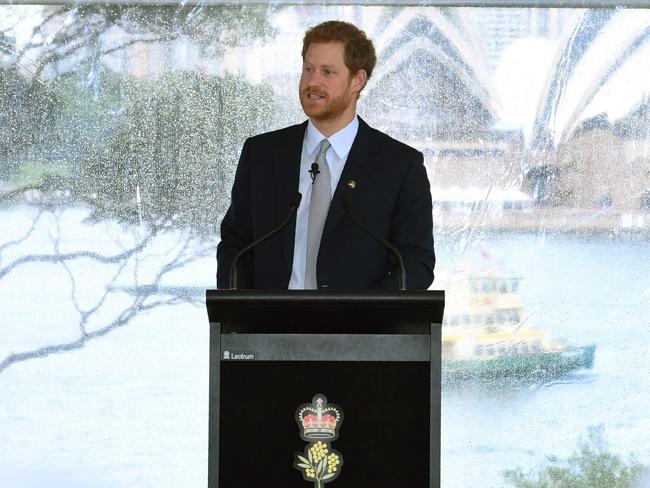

{"left": 293, "top": 394, "right": 344, "bottom": 487}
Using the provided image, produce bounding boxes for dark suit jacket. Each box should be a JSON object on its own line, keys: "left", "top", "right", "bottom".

{"left": 217, "top": 117, "right": 435, "bottom": 290}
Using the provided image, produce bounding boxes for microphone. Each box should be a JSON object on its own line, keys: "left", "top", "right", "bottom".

{"left": 229, "top": 192, "right": 302, "bottom": 289}
{"left": 339, "top": 194, "right": 407, "bottom": 290}
{"left": 309, "top": 163, "right": 320, "bottom": 184}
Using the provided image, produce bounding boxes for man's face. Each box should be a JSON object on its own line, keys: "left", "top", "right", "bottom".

{"left": 299, "top": 42, "right": 363, "bottom": 124}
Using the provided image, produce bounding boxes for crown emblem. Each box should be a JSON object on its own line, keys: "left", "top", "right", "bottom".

{"left": 294, "top": 394, "right": 344, "bottom": 486}
{"left": 297, "top": 394, "right": 342, "bottom": 441}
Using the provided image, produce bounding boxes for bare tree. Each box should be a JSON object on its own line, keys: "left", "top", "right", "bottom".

{"left": 0, "top": 6, "right": 293, "bottom": 374}
{"left": 0, "top": 193, "right": 212, "bottom": 375}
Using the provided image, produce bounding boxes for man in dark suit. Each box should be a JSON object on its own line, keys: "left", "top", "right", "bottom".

{"left": 217, "top": 21, "right": 434, "bottom": 290}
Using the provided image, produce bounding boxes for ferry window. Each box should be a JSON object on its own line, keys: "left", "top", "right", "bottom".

{"left": 485, "top": 314, "right": 495, "bottom": 325}
{"left": 508, "top": 309, "right": 519, "bottom": 322}
{"left": 482, "top": 279, "right": 495, "bottom": 293}
{"left": 498, "top": 280, "right": 509, "bottom": 293}
{"left": 470, "top": 280, "right": 480, "bottom": 293}
{"left": 463, "top": 314, "right": 471, "bottom": 325}
{"left": 473, "top": 314, "right": 483, "bottom": 324}
{"left": 486, "top": 345, "right": 496, "bottom": 356}
{"left": 511, "top": 279, "right": 520, "bottom": 293}
{"left": 475, "top": 345, "right": 484, "bottom": 356}
{"left": 497, "top": 310, "right": 506, "bottom": 323}
{"left": 451, "top": 316, "right": 460, "bottom": 327}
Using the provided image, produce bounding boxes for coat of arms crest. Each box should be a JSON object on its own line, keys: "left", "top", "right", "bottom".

{"left": 293, "top": 394, "right": 344, "bottom": 487}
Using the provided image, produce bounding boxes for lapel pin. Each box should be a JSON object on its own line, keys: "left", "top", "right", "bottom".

{"left": 347, "top": 180, "right": 356, "bottom": 189}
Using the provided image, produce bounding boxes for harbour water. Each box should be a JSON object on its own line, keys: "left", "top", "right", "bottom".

{"left": 0, "top": 204, "right": 648, "bottom": 487}
{"left": 438, "top": 232, "right": 650, "bottom": 486}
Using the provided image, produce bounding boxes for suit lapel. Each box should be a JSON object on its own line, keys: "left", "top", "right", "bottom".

{"left": 323, "top": 117, "right": 380, "bottom": 238}
{"left": 273, "top": 121, "right": 308, "bottom": 272}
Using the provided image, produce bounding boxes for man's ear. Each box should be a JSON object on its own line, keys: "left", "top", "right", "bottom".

{"left": 351, "top": 69, "right": 368, "bottom": 94}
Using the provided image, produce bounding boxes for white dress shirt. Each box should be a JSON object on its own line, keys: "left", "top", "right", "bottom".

{"left": 288, "top": 116, "right": 359, "bottom": 289}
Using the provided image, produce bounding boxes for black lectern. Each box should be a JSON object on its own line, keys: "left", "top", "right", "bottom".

{"left": 206, "top": 290, "right": 444, "bottom": 488}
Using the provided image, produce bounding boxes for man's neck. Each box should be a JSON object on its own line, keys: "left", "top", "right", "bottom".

{"left": 310, "top": 110, "right": 357, "bottom": 138}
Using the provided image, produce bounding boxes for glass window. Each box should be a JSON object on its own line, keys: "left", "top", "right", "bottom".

{"left": 481, "top": 279, "right": 495, "bottom": 293}
{"left": 1, "top": 4, "right": 648, "bottom": 488}
{"left": 509, "top": 309, "right": 521, "bottom": 323}
{"left": 470, "top": 279, "right": 480, "bottom": 293}
{"left": 497, "top": 310, "right": 507, "bottom": 323}
{"left": 510, "top": 278, "right": 520, "bottom": 293}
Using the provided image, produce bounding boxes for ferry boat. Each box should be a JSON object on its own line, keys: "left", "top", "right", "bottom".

{"left": 432, "top": 269, "right": 596, "bottom": 381}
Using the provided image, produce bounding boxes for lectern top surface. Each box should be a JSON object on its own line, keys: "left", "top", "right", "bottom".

{"left": 206, "top": 289, "right": 445, "bottom": 334}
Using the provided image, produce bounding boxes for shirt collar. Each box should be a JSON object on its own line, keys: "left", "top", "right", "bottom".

{"left": 305, "top": 116, "right": 359, "bottom": 160}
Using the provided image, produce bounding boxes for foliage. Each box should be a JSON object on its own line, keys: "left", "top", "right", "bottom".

{"left": 0, "top": 68, "right": 59, "bottom": 175}
{"left": 0, "top": 30, "right": 13, "bottom": 58}
{"left": 503, "top": 425, "right": 647, "bottom": 488}
{"left": 8, "top": 161, "right": 69, "bottom": 189}
{"left": 77, "top": 71, "right": 293, "bottom": 235}
{"left": 42, "top": 68, "right": 133, "bottom": 165}
{"left": 295, "top": 441, "right": 342, "bottom": 487}
{"left": 0, "top": 5, "right": 289, "bottom": 234}
{"left": 6, "top": 5, "right": 275, "bottom": 81}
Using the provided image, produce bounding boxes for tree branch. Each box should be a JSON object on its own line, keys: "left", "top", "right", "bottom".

{"left": 0, "top": 293, "right": 189, "bottom": 374}
{"left": 0, "top": 233, "right": 203, "bottom": 375}
{"left": 0, "top": 208, "right": 43, "bottom": 255}
{"left": 100, "top": 33, "right": 174, "bottom": 58}
{"left": 0, "top": 232, "right": 154, "bottom": 281}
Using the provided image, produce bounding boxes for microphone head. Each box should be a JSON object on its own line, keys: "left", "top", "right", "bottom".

{"left": 311, "top": 162, "right": 319, "bottom": 173}
{"left": 291, "top": 192, "right": 303, "bottom": 208}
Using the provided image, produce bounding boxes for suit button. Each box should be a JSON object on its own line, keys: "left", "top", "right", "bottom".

{"left": 320, "top": 284, "right": 329, "bottom": 289}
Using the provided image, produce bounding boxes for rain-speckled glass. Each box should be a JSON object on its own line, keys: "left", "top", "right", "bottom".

{"left": 1, "top": 5, "right": 649, "bottom": 488}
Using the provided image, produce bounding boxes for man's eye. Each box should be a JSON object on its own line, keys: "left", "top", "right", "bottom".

{"left": 304, "top": 66, "right": 314, "bottom": 73}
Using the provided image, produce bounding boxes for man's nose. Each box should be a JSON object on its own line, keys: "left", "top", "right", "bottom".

{"left": 306, "top": 71, "right": 325, "bottom": 86}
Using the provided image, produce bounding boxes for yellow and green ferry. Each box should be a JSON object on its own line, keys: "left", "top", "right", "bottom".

{"left": 432, "top": 269, "right": 596, "bottom": 381}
